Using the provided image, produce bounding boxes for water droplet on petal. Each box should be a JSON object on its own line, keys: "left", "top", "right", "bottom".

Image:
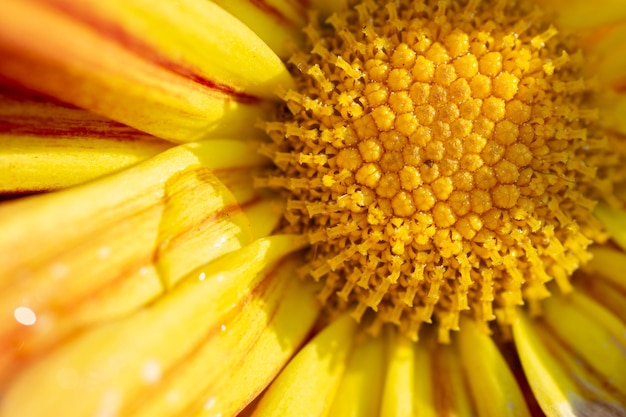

{"left": 14, "top": 306, "right": 36, "bottom": 326}
{"left": 98, "top": 246, "right": 111, "bottom": 259}
{"left": 141, "top": 359, "right": 162, "bottom": 384}
{"left": 204, "top": 397, "right": 217, "bottom": 410}
{"left": 49, "top": 262, "right": 68, "bottom": 279}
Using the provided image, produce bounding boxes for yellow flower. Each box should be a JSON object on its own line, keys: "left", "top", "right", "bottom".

{"left": 1, "top": 0, "right": 625, "bottom": 416}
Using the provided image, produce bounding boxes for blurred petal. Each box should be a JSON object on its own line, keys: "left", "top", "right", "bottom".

{"left": 581, "top": 23, "right": 626, "bottom": 90}
{"left": 581, "top": 247, "right": 626, "bottom": 322}
{"left": 307, "top": 0, "right": 348, "bottom": 17}
{"left": 251, "top": 315, "right": 357, "bottom": 417}
{"left": 327, "top": 334, "right": 385, "bottom": 417}
{"left": 211, "top": 0, "right": 307, "bottom": 58}
{"left": 414, "top": 340, "right": 436, "bottom": 417}
{"left": 380, "top": 330, "right": 477, "bottom": 417}
{"left": 434, "top": 343, "right": 475, "bottom": 417}
{"left": 514, "top": 314, "right": 597, "bottom": 417}
{"left": 541, "top": 293, "right": 626, "bottom": 397}
{"left": 0, "top": 140, "right": 267, "bottom": 385}
{"left": 579, "top": 23, "right": 626, "bottom": 136}
{"left": 594, "top": 203, "right": 626, "bottom": 250}
{"left": 0, "top": 0, "right": 292, "bottom": 142}
{"left": 0, "top": 87, "right": 172, "bottom": 193}
{"left": 579, "top": 277, "right": 626, "bottom": 324}
{"left": 380, "top": 331, "right": 415, "bottom": 417}
{"left": 514, "top": 302, "right": 626, "bottom": 417}
{"left": 0, "top": 235, "right": 311, "bottom": 417}
{"left": 535, "top": 0, "right": 626, "bottom": 30}
{"left": 459, "top": 317, "right": 531, "bottom": 417}
{"left": 601, "top": 95, "right": 626, "bottom": 133}
{"left": 587, "top": 246, "right": 626, "bottom": 289}
{"left": 245, "top": 196, "right": 287, "bottom": 240}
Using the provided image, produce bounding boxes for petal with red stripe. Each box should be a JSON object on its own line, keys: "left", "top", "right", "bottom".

{"left": 0, "top": 0, "right": 292, "bottom": 142}
{"left": 0, "top": 87, "right": 172, "bottom": 193}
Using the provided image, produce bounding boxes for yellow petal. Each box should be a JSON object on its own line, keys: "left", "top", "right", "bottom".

{"left": 414, "top": 340, "right": 436, "bottom": 417}
{"left": 535, "top": 0, "right": 626, "bottom": 30}
{"left": 307, "top": 0, "right": 349, "bottom": 17}
{"left": 514, "top": 314, "right": 597, "bottom": 417}
{"left": 327, "top": 334, "right": 385, "bottom": 417}
{"left": 580, "top": 247, "right": 626, "bottom": 322}
{"left": 133, "top": 255, "right": 321, "bottom": 417}
{"left": 0, "top": 88, "right": 172, "bottom": 193}
{"left": 244, "top": 196, "right": 286, "bottom": 240}
{"left": 434, "top": 343, "right": 475, "bottom": 417}
{"left": 514, "top": 311, "right": 626, "bottom": 417}
{"left": 0, "top": 140, "right": 266, "bottom": 384}
{"left": 380, "top": 330, "right": 415, "bottom": 417}
{"left": 211, "top": 0, "right": 306, "bottom": 58}
{"left": 50, "top": 0, "right": 292, "bottom": 98}
{"left": 0, "top": 235, "right": 309, "bottom": 417}
{"left": 459, "top": 317, "right": 531, "bottom": 417}
{"left": 581, "top": 23, "right": 626, "bottom": 90}
{"left": 594, "top": 203, "right": 626, "bottom": 251}
{"left": 155, "top": 158, "right": 273, "bottom": 289}
{"left": 541, "top": 293, "right": 626, "bottom": 397}
{"left": 588, "top": 246, "right": 626, "bottom": 290}
{"left": 599, "top": 91, "right": 626, "bottom": 134}
{"left": 382, "top": 330, "right": 477, "bottom": 417}
{"left": 251, "top": 315, "right": 357, "bottom": 417}
{"left": 579, "top": 276, "right": 626, "bottom": 324}
{"left": 193, "top": 258, "right": 319, "bottom": 417}
{"left": 0, "top": 0, "right": 288, "bottom": 142}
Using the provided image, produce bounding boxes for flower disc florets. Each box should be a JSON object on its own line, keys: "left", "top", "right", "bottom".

{"left": 260, "top": 0, "right": 615, "bottom": 341}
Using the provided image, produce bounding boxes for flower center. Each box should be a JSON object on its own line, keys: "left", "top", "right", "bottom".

{"left": 260, "top": 0, "right": 614, "bottom": 341}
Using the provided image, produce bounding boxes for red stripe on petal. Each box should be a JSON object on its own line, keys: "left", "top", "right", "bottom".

{"left": 0, "top": 87, "right": 160, "bottom": 140}
{"left": 0, "top": 117, "right": 157, "bottom": 141}
{"left": 41, "top": 0, "right": 260, "bottom": 104}
{"left": 249, "top": 0, "right": 300, "bottom": 27}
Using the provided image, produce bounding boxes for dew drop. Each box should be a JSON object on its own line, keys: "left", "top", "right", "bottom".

{"left": 49, "top": 262, "right": 68, "bottom": 279}
{"left": 14, "top": 306, "right": 36, "bottom": 326}
{"left": 166, "top": 390, "right": 180, "bottom": 404}
{"left": 141, "top": 359, "right": 162, "bottom": 384}
{"left": 204, "top": 397, "right": 217, "bottom": 410}
{"left": 95, "top": 390, "right": 122, "bottom": 417}
{"left": 98, "top": 246, "right": 111, "bottom": 259}
{"left": 214, "top": 236, "right": 227, "bottom": 249}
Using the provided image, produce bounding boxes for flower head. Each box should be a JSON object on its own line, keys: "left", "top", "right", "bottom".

{"left": 261, "top": 0, "right": 620, "bottom": 342}
{"left": 0, "top": 0, "right": 625, "bottom": 416}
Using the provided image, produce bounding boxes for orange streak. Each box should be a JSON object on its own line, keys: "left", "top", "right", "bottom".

{"left": 41, "top": 0, "right": 260, "bottom": 104}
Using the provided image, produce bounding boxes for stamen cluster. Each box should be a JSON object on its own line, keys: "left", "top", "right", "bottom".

{"left": 260, "top": 0, "right": 612, "bottom": 340}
